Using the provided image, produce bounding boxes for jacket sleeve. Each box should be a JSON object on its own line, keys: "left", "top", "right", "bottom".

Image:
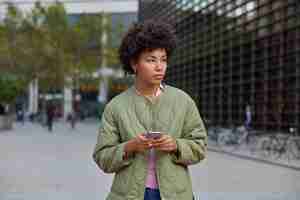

{"left": 171, "top": 99, "right": 207, "bottom": 165}
{"left": 93, "top": 104, "right": 134, "bottom": 173}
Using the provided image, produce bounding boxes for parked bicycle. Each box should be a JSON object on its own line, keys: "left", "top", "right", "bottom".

{"left": 287, "top": 127, "right": 300, "bottom": 159}
{"left": 217, "top": 125, "right": 261, "bottom": 152}
{"left": 217, "top": 125, "right": 249, "bottom": 152}
{"left": 260, "top": 128, "right": 300, "bottom": 161}
{"left": 207, "top": 126, "right": 224, "bottom": 145}
{"left": 260, "top": 133, "right": 282, "bottom": 160}
{"left": 246, "top": 130, "right": 264, "bottom": 154}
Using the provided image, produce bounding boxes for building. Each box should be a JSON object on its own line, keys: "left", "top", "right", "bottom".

{"left": 0, "top": 0, "right": 138, "bottom": 18}
{"left": 139, "top": 0, "right": 300, "bottom": 132}
{"left": 0, "top": 0, "right": 138, "bottom": 118}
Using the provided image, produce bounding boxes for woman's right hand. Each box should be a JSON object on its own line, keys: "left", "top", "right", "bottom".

{"left": 124, "top": 134, "right": 153, "bottom": 154}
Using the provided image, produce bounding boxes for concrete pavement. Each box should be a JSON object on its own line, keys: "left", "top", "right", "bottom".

{"left": 1, "top": 121, "right": 299, "bottom": 200}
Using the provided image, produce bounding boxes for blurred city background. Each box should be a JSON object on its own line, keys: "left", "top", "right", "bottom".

{"left": 0, "top": 0, "right": 299, "bottom": 200}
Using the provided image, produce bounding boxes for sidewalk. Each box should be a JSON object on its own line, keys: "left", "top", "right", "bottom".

{"left": 208, "top": 140, "right": 300, "bottom": 171}
{"left": 0, "top": 121, "right": 204, "bottom": 200}
{"left": 0, "top": 121, "right": 113, "bottom": 200}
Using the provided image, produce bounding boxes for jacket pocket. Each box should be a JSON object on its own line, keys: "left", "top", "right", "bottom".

{"left": 161, "top": 155, "right": 189, "bottom": 194}
{"left": 111, "top": 165, "right": 132, "bottom": 195}
{"left": 171, "top": 163, "right": 189, "bottom": 192}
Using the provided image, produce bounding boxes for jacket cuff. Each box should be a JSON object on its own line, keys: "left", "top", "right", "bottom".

{"left": 119, "top": 142, "right": 135, "bottom": 162}
{"left": 171, "top": 139, "right": 193, "bottom": 165}
{"left": 118, "top": 142, "right": 135, "bottom": 165}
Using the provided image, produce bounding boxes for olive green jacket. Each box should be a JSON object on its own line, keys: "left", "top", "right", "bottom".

{"left": 93, "top": 85, "right": 207, "bottom": 200}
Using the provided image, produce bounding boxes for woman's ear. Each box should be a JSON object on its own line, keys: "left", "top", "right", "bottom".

{"left": 130, "top": 59, "right": 137, "bottom": 74}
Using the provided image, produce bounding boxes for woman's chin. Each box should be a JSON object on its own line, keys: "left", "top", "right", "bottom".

{"left": 151, "top": 80, "right": 162, "bottom": 85}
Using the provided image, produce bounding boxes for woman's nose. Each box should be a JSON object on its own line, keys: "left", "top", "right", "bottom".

{"left": 155, "top": 61, "right": 165, "bottom": 71}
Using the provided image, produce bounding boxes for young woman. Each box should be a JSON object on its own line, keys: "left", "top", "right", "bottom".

{"left": 93, "top": 20, "right": 207, "bottom": 200}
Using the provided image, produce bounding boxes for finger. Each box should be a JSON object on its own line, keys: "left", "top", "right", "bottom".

{"left": 152, "top": 136, "right": 171, "bottom": 145}
{"left": 151, "top": 141, "right": 166, "bottom": 148}
{"left": 138, "top": 134, "right": 150, "bottom": 142}
{"left": 152, "top": 135, "right": 169, "bottom": 143}
{"left": 156, "top": 146, "right": 173, "bottom": 152}
{"left": 147, "top": 143, "right": 153, "bottom": 148}
{"left": 158, "top": 143, "right": 177, "bottom": 151}
{"left": 141, "top": 139, "right": 153, "bottom": 148}
{"left": 152, "top": 137, "right": 173, "bottom": 147}
{"left": 155, "top": 140, "right": 176, "bottom": 149}
{"left": 153, "top": 143, "right": 170, "bottom": 150}
{"left": 138, "top": 143, "right": 152, "bottom": 151}
{"left": 141, "top": 141, "right": 152, "bottom": 148}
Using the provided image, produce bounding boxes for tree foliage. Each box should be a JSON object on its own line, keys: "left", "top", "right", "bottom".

{"left": 0, "top": 1, "right": 121, "bottom": 103}
{"left": 0, "top": 73, "right": 25, "bottom": 104}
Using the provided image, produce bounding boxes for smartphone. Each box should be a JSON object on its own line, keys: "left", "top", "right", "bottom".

{"left": 145, "top": 131, "right": 162, "bottom": 139}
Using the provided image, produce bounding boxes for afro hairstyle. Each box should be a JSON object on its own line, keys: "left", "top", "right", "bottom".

{"left": 119, "top": 20, "right": 177, "bottom": 74}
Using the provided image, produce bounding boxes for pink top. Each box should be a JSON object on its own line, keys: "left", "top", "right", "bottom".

{"left": 134, "top": 84, "right": 164, "bottom": 189}
{"left": 145, "top": 149, "right": 159, "bottom": 188}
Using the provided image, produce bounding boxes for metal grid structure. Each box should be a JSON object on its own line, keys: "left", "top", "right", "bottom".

{"left": 139, "top": 0, "right": 300, "bottom": 132}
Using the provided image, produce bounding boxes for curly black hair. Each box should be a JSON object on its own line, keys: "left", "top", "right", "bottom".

{"left": 119, "top": 20, "right": 177, "bottom": 74}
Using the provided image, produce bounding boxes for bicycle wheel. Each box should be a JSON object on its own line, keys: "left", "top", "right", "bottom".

{"left": 269, "top": 137, "right": 280, "bottom": 160}
{"left": 247, "top": 135, "right": 258, "bottom": 154}
{"left": 217, "top": 133, "right": 235, "bottom": 152}
{"left": 217, "top": 133, "right": 228, "bottom": 147}
{"left": 288, "top": 138, "right": 300, "bottom": 160}
{"left": 260, "top": 138, "right": 272, "bottom": 158}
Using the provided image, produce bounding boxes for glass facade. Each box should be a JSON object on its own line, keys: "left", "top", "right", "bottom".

{"left": 139, "top": 0, "right": 300, "bottom": 132}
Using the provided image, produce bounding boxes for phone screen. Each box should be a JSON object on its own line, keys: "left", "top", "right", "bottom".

{"left": 146, "top": 131, "right": 162, "bottom": 139}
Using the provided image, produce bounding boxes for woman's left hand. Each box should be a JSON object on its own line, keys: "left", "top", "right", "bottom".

{"left": 151, "top": 134, "right": 177, "bottom": 153}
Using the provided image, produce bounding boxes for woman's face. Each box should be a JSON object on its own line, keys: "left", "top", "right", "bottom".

{"left": 132, "top": 48, "right": 167, "bottom": 86}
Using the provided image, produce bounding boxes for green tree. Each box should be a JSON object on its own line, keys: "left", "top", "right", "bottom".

{"left": 0, "top": 3, "right": 28, "bottom": 106}
{"left": 0, "top": 1, "right": 121, "bottom": 110}
{"left": 0, "top": 74, "right": 25, "bottom": 104}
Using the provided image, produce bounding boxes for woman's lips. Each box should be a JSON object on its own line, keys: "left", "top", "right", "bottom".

{"left": 154, "top": 75, "right": 164, "bottom": 79}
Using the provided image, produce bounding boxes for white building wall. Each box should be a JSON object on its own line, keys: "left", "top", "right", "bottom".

{"left": 0, "top": 0, "right": 138, "bottom": 17}
{"left": 63, "top": 86, "right": 73, "bottom": 118}
{"left": 28, "top": 79, "right": 38, "bottom": 114}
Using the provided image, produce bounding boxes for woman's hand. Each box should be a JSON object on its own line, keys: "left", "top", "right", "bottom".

{"left": 124, "top": 134, "right": 153, "bottom": 154}
{"left": 152, "top": 134, "right": 177, "bottom": 153}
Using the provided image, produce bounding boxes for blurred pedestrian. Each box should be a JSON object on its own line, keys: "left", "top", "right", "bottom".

{"left": 17, "top": 110, "right": 25, "bottom": 125}
{"left": 0, "top": 104, "right": 4, "bottom": 115}
{"left": 245, "top": 104, "right": 252, "bottom": 131}
{"left": 70, "top": 111, "right": 77, "bottom": 129}
{"left": 17, "top": 103, "right": 26, "bottom": 125}
{"left": 92, "top": 20, "right": 207, "bottom": 200}
{"left": 46, "top": 102, "right": 54, "bottom": 132}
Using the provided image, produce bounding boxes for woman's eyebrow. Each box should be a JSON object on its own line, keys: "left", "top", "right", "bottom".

{"left": 147, "top": 55, "right": 167, "bottom": 59}
{"left": 146, "top": 55, "right": 158, "bottom": 59}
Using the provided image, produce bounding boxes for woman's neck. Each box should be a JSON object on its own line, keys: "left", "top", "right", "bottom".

{"left": 134, "top": 80, "right": 160, "bottom": 96}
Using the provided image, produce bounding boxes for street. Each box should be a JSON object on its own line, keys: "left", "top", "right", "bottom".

{"left": 0, "top": 121, "right": 299, "bottom": 200}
